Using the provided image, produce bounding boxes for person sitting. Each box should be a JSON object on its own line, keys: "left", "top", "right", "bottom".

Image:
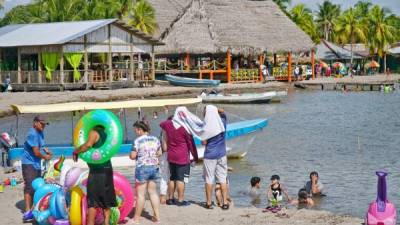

{"left": 291, "top": 188, "right": 314, "bottom": 207}
{"left": 304, "top": 171, "right": 324, "bottom": 197}
{"left": 267, "top": 175, "right": 292, "bottom": 207}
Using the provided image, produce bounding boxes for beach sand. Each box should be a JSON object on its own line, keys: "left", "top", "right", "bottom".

{"left": 0, "top": 169, "right": 363, "bottom": 225}
{"left": 0, "top": 82, "right": 287, "bottom": 118}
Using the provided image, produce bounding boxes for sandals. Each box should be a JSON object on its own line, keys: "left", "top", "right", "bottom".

{"left": 151, "top": 217, "right": 160, "bottom": 224}
{"left": 221, "top": 204, "right": 230, "bottom": 210}
{"left": 204, "top": 203, "right": 214, "bottom": 209}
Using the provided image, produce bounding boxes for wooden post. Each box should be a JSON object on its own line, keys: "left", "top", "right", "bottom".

{"left": 17, "top": 48, "right": 21, "bottom": 84}
{"left": 38, "top": 48, "right": 42, "bottom": 84}
{"left": 108, "top": 24, "right": 112, "bottom": 87}
{"left": 129, "top": 34, "right": 134, "bottom": 81}
{"left": 287, "top": 52, "right": 292, "bottom": 82}
{"left": 185, "top": 52, "right": 190, "bottom": 71}
{"left": 311, "top": 49, "right": 315, "bottom": 80}
{"left": 258, "top": 54, "right": 263, "bottom": 82}
{"left": 151, "top": 46, "right": 155, "bottom": 80}
{"left": 84, "top": 35, "right": 89, "bottom": 88}
{"left": 273, "top": 53, "right": 277, "bottom": 67}
{"left": 60, "top": 47, "right": 64, "bottom": 84}
{"left": 226, "top": 49, "right": 231, "bottom": 83}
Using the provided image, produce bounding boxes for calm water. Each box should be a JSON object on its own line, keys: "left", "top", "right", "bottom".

{"left": 1, "top": 90, "right": 400, "bottom": 218}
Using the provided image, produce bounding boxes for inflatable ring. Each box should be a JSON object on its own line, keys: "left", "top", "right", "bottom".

{"left": 73, "top": 109, "right": 123, "bottom": 164}
{"left": 113, "top": 172, "right": 134, "bottom": 222}
{"left": 50, "top": 189, "right": 68, "bottom": 220}
{"left": 70, "top": 186, "right": 83, "bottom": 225}
{"left": 32, "top": 178, "right": 61, "bottom": 205}
{"left": 33, "top": 193, "right": 52, "bottom": 224}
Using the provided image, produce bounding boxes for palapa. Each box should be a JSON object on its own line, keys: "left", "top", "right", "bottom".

{"left": 151, "top": 0, "right": 314, "bottom": 55}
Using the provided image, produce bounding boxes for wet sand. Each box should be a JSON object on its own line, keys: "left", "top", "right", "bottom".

{"left": 0, "top": 82, "right": 287, "bottom": 118}
{"left": 0, "top": 167, "right": 363, "bottom": 225}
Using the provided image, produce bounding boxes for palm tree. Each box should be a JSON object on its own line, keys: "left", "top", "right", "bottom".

{"left": 335, "top": 7, "right": 367, "bottom": 72}
{"left": 354, "top": 1, "right": 372, "bottom": 18}
{"left": 367, "top": 5, "right": 397, "bottom": 72}
{"left": 290, "top": 4, "right": 319, "bottom": 43}
{"left": 315, "top": 0, "right": 341, "bottom": 41}
{"left": 128, "top": 0, "right": 158, "bottom": 35}
{"left": 38, "top": 0, "right": 84, "bottom": 22}
{"left": 272, "top": 0, "right": 291, "bottom": 13}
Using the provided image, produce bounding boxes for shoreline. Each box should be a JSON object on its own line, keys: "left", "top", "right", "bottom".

{"left": 0, "top": 82, "right": 288, "bottom": 118}
{"left": 0, "top": 172, "right": 363, "bottom": 225}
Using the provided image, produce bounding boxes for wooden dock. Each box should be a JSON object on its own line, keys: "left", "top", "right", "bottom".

{"left": 294, "top": 75, "right": 400, "bottom": 91}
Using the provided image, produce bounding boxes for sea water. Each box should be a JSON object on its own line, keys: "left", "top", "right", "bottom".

{"left": 1, "top": 90, "right": 400, "bottom": 218}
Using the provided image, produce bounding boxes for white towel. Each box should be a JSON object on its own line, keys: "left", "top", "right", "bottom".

{"left": 172, "top": 105, "right": 225, "bottom": 140}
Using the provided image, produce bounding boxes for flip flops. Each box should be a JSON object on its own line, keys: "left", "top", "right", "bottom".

{"left": 262, "top": 206, "right": 281, "bottom": 213}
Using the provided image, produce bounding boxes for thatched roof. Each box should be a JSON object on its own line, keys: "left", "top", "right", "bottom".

{"left": 153, "top": 0, "right": 314, "bottom": 55}
{"left": 148, "top": 0, "right": 191, "bottom": 38}
{"left": 316, "top": 40, "right": 365, "bottom": 60}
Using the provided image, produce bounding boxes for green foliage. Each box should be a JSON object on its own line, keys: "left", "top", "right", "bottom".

{"left": 315, "top": 0, "right": 341, "bottom": 42}
{"left": 0, "top": 0, "right": 158, "bottom": 35}
{"left": 290, "top": 4, "right": 319, "bottom": 43}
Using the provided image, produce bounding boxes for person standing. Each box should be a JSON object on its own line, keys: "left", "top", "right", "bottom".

{"left": 73, "top": 126, "right": 117, "bottom": 225}
{"left": 160, "top": 107, "right": 199, "bottom": 206}
{"left": 130, "top": 121, "right": 161, "bottom": 223}
{"left": 21, "top": 116, "right": 52, "bottom": 222}
{"left": 201, "top": 105, "right": 229, "bottom": 210}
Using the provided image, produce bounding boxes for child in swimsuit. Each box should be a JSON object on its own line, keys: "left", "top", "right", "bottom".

{"left": 267, "top": 175, "right": 292, "bottom": 207}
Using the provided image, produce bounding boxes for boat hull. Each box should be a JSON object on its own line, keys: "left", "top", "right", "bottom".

{"left": 201, "top": 92, "right": 280, "bottom": 104}
{"left": 166, "top": 74, "right": 220, "bottom": 87}
{"left": 9, "top": 119, "right": 268, "bottom": 167}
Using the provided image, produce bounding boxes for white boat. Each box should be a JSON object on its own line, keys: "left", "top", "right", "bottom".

{"left": 201, "top": 91, "right": 283, "bottom": 104}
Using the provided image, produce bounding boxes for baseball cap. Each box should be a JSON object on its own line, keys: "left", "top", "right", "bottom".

{"left": 33, "top": 115, "right": 49, "bottom": 125}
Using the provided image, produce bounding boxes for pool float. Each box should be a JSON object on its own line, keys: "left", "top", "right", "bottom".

{"left": 33, "top": 192, "right": 53, "bottom": 224}
{"left": 366, "top": 171, "right": 397, "bottom": 225}
{"left": 113, "top": 172, "right": 134, "bottom": 222}
{"left": 64, "top": 167, "right": 83, "bottom": 189}
{"left": 70, "top": 186, "right": 84, "bottom": 225}
{"left": 32, "top": 178, "right": 61, "bottom": 207}
{"left": 54, "top": 155, "right": 65, "bottom": 172}
{"left": 59, "top": 164, "right": 72, "bottom": 189}
{"left": 49, "top": 189, "right": 68, "bottom": 220}
{"left": 73, "top": 109, "right": 123, "bottom": 164}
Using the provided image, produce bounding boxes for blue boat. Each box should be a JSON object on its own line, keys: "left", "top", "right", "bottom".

{"left": 165, "top": 74, "right": 220, "bottom": 87}
{"left": 8, "top": 100, "right": 267, "bottom": 166}
{"left": 9, "top": 119, "right": 268, "bottom": 162}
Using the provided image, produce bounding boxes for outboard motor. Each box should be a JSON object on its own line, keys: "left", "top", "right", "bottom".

{"left": 0, "top": 132, "right": 17, "bottom": 168}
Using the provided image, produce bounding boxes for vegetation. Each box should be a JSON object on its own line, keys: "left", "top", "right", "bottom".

{"left": 278, "top": 0, "right": 399, "bottom": 70}
{"left": 0, "top": 0, "right": 158, "bottom": 35}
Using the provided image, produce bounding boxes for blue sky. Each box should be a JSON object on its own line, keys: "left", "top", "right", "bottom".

{"left": 2, "top": 0, "right": 400, "bottom": 16}
{"left": 291, "top": 0, "right": 400, "bottom": 15}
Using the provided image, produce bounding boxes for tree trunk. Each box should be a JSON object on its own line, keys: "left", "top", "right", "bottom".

{"left": 325, "top": 24, "right": 328, "bottom": 40}
{"left": 384, "top": 53, "right": 387, "bottom": 74}
{"left": 350, "top": 33, "right": 354, "bottom": 76}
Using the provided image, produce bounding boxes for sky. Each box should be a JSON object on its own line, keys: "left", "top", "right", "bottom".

{"left": 290, "top": 0, "right": 400, "bottom": 15}
{"left": 1, "top": 0, "right": 400, "bottom": 16}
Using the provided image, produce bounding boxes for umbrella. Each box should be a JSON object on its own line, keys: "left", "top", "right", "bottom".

{"left": 365, "top": 60, "right": 380, "bottom": 68}
{"left": 333, "top": 62, "right": 344, "bottom": 69}
{"left": 319, "top": 61, "right": 328, "bottom": 68}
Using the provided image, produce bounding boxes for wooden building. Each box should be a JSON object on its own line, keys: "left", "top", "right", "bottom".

{"left": 149, "top": 0, "right": 315, "bottom": 82}
{"left": 0, "top": 19, "right": 162, "bottom": 91}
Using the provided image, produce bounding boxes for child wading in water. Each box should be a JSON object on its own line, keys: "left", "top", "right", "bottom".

{"left": 130, "top": 121, "right": 162, "bottom": 223}
{"left": 265, "top": 175, "right": 292, "bottom": 212}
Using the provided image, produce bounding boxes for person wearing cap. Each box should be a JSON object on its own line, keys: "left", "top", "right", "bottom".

{"left": 21, "top": 115, "right": 52, "bottom": 222}
{"left": 72, "top": 126, "right": 117, "bottom": 225}
{"left": 267, "top": 175, "right": 292, "bottom": 206}
{"left": 304, "top": 171, "right": 324, "bottom": 197}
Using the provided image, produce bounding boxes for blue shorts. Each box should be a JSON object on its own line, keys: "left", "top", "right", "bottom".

{"left": 135, "top": 165, "right": 160, "bottom": 183}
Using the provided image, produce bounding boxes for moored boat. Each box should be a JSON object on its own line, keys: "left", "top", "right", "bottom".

{"left": 165, "top": 74, "right": 220, "bottom": 87}
{"left": 201, "top": 91, "right": 280, "bottom": 104}
{"left": 8, "top": 101, "right": 268, "bottom": 168}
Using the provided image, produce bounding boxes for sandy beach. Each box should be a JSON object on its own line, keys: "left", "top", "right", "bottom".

{"left": 0, "top": 82, "right": 287, "bottom": 118}
{"left": 0, "top": 166, "right": 363, "bottom": 225}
